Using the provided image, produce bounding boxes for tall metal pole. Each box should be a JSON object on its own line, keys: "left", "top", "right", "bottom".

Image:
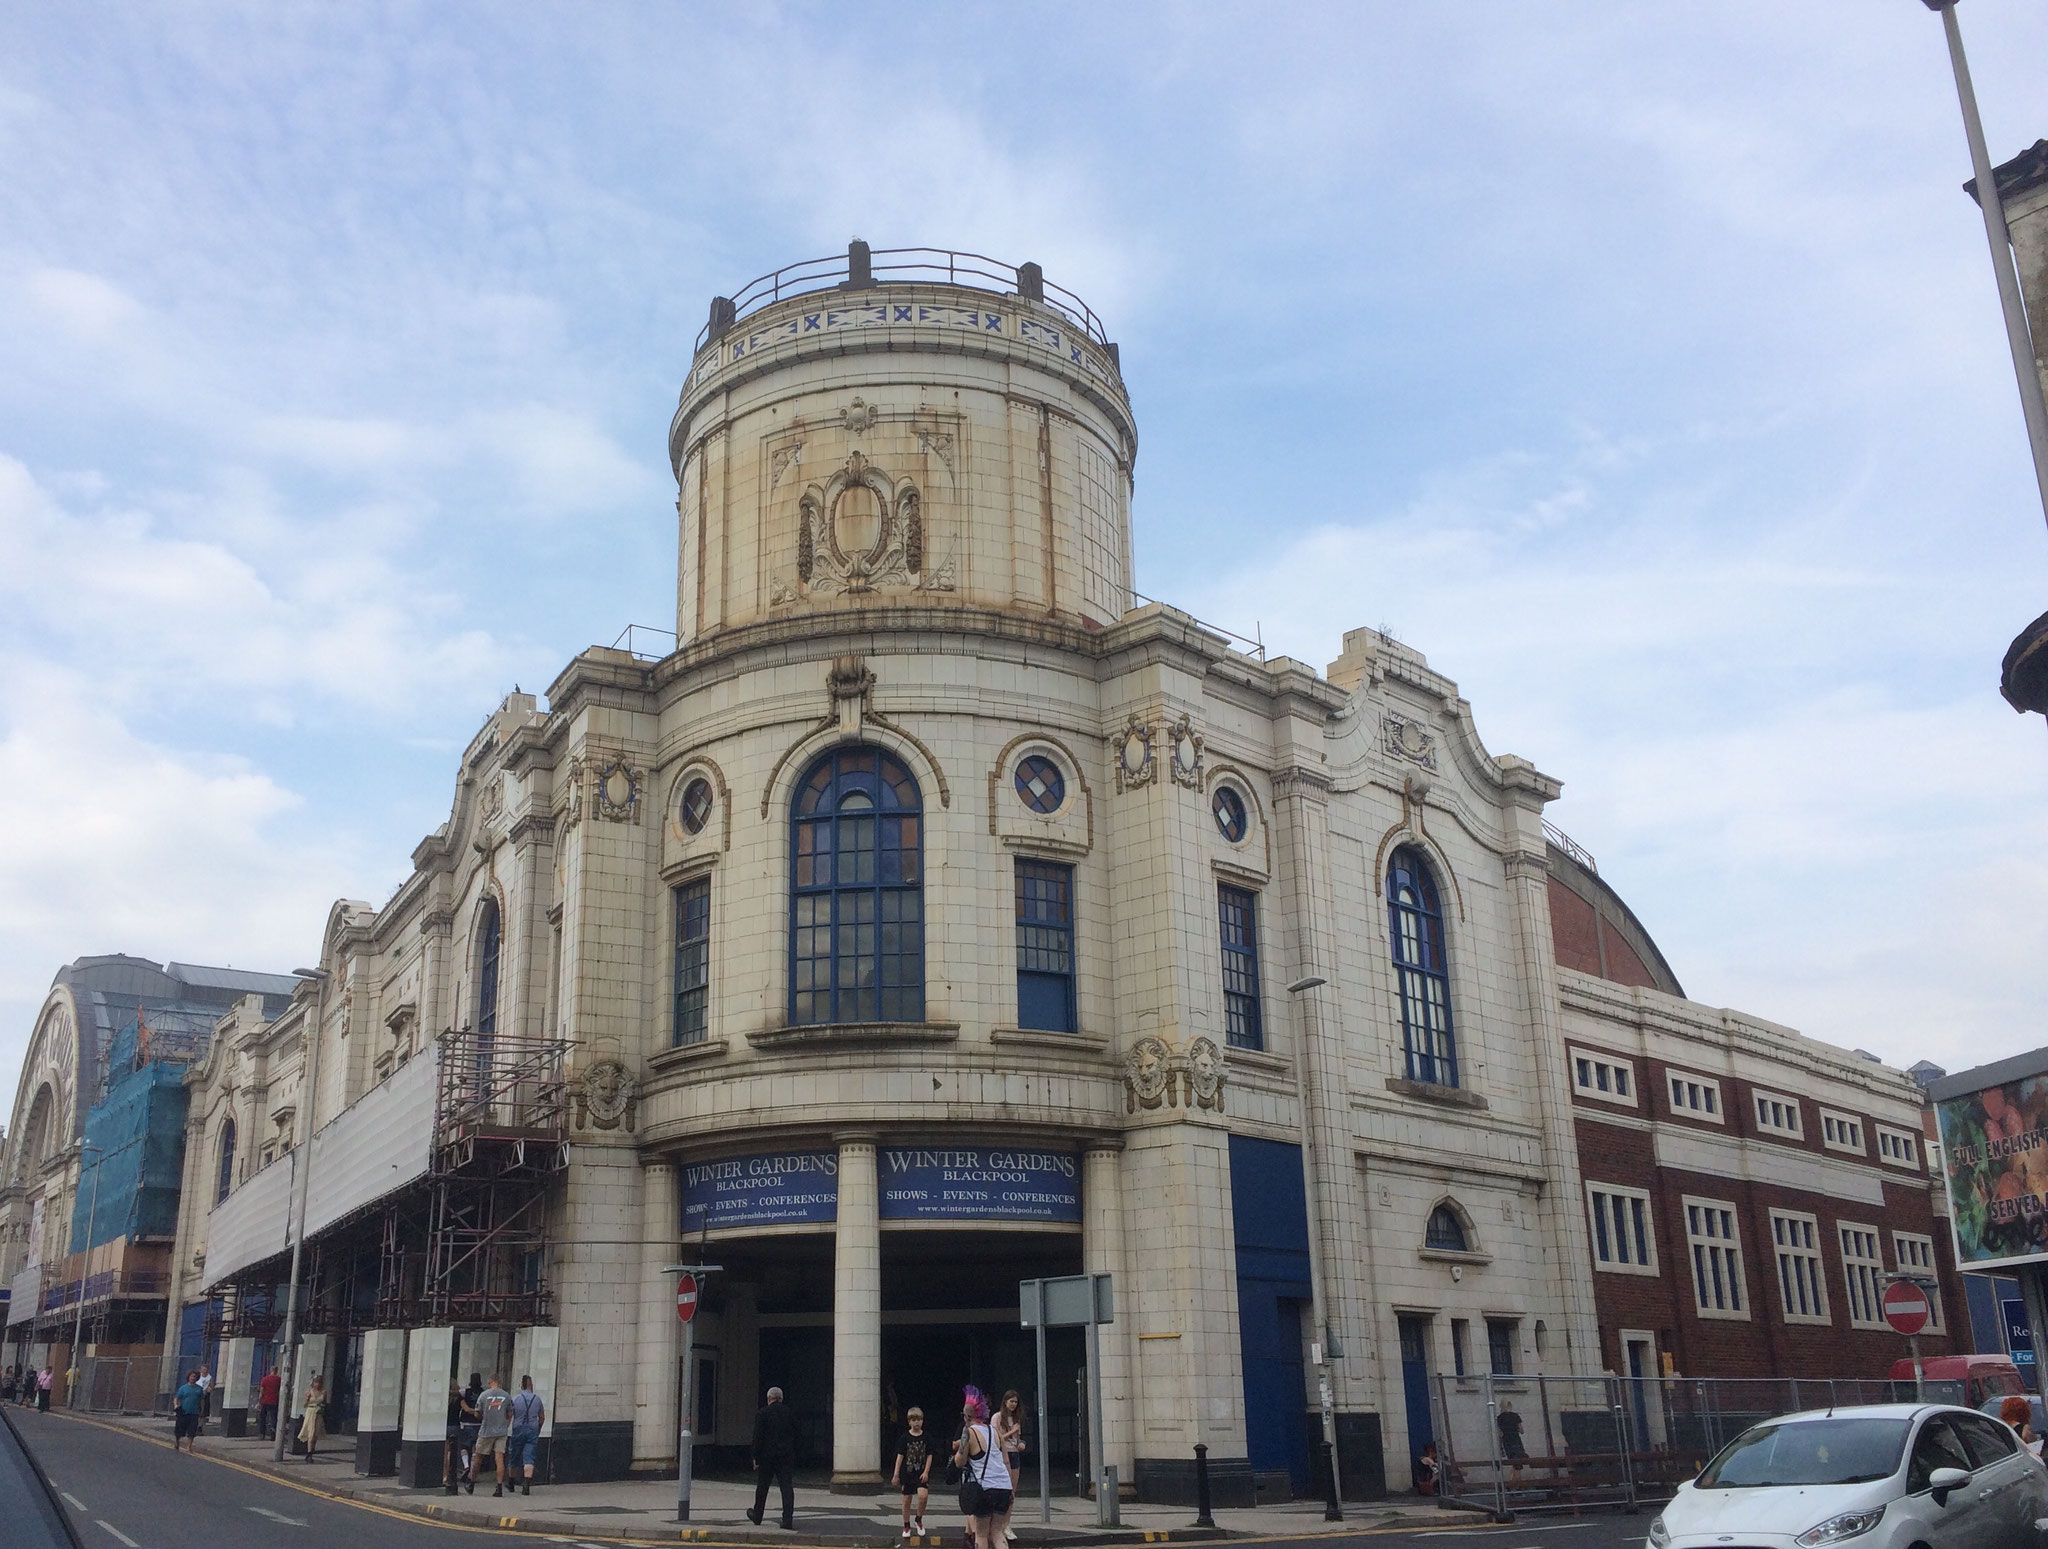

{"left": 1932, "top": 0, "right": 2048, "bottom": 530}
{"left": 1034, "top": 1319, "right": 1050, "bottom": 1524}
{"left": 1285, "top": 975, "right": 1342, "bottom": 1519}
{"left": 68, "top": 1146, "right": 101, "bottom": 1408}
{"left": 273, "top": 969, "right": 329, "bottom": 1462}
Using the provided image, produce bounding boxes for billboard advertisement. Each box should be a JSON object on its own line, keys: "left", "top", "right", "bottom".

{"left": 681, "top": 1150, "right": 839, "bottom": 1232}
{"left": 878, "top": 1145, "right": 1081, "bottom": 1224}
{"left": 1935, "top": 1075, "right": 2048, "bottom": 1271}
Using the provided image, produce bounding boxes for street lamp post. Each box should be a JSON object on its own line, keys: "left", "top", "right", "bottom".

{"left": 68, "top": 1144, "right": 103, "bottom": 1409}
{"left": 273, "top": 967, "right": 329, "bottom": 1462}
{"left": 1285, "top": 974, "right": 1342, "bottom": 1523}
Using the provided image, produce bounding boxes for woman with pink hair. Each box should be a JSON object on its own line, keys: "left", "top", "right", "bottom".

{"left": 953, "top": 1386, "right": 1012, "bottom": 1549}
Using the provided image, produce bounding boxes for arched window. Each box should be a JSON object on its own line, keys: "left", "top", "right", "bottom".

{"left": 476, "top": 898, "right": 502, "bottom": 1040}
{"left": 1425, "top": 1204, "right": 1467, "bottom": 1253}
{"left": 216, "top": 1118, "right": 237, "bottom": 1205}
{"left": 790, "top": 745, "right": 923, "bottom": 1025}
{"left": 1387, "top": 846, "right": 1459, "bottom": 1086}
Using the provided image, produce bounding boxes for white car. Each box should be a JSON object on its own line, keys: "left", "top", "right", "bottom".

{"left": 1648, "top": 1403, "right": 2048, "bottom": 1548}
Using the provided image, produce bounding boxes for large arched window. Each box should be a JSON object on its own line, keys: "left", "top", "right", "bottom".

{"left": 790, "top": 745, "right": 923, "bottom": 1025}
{"left": 1387, "top": 845, "right": 1458, "bottom": 1087}
{"left": 215, "top": 1118, "right": 237, "bottom": 1205}
{"left": 476, "top": 898, "right": 502, "bottom": 1040}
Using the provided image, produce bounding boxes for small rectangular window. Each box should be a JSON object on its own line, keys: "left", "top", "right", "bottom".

{"left": 1770, "top": 1210, "right": 1830, "bottom": 1325}
{"left": 1015, "top": 860, "right": 1077, "bottom": 1033}
{"left": 1570, "top": 1047, "right": 1638, "bottom": 1108}
{"left": 1218, "top": 884, "right": 1264, "bottom": 1051}
{"left": 1486, "top": 1318, "right": 1517, "bottom": 1376}
{"left": 1450, "top": 1319, "right": 1468, "bottom": 1378}
{"left": 1586, "top": 1183, "right": 1658, "bottom": 1275}
{"left": 1877, "top": 1125, "right": 1923, "bottom": 1170}
{"left": 673, "top": 877, "right": 711, "bottom": 1045}
{"left": 1683, "top": 1195, "right": 1748, "bottom": 1320}
{"left": 1839, "top": 1224, "right": 1885, "bottom": 1329}
{"left": 1893, "top": 1233, "right": 1944, "bottom": 1331}
{"left": 1819, "top": 1108, "right": 1865, "bottom": 1156}
{"left": 1667, "top": 1072, "right": 1724, "bottom": 1123}
{"left": 1753, "top": 1090, "right": 1803, "bottom": 1139}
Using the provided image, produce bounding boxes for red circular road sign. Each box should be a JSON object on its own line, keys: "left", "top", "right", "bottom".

{"left": 676, "top": 1273, "right": 700, "bottom": 1324}
{"left": 1883, "top": 1280, "right": 1931, "bottom": 1336}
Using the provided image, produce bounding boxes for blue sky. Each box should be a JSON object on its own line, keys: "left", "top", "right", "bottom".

{"left": 3, "top": 2, "right": 2045, "bottom": 1103}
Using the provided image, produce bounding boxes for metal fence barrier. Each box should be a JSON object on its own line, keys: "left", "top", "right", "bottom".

{"left": 1433, "top": 1373, "right": 1964, "bottom": 1519}
{"left": 72, "top": 1357, "right": 159, "bottom": 1415}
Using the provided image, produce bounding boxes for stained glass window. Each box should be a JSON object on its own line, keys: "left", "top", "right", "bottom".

{"left": 1015, "top": 755, "right": 1066, "bottom": 814}
{"left": 1212, "top": 785, "right": 1247, "bottom": 842}
{"left": 679, "top": 777, "right": 714, "bottom": 835}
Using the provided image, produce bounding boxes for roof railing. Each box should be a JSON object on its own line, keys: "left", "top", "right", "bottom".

{"left": 694, "top": 241, "right": 1114, "bottom": 356}
{"left": 1542, "top": 819, "right": 1597, "bottom": 874}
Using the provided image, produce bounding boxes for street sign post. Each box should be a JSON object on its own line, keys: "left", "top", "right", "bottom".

{"left": 1883, "top": 1277, "right": 1935, "bottom": 1399}
{"left": 664, "top": 1263, "right": 721, "bottom": 1521}
{"left": 1021, "top": 1274, "right": 1115, "bottom": 1527}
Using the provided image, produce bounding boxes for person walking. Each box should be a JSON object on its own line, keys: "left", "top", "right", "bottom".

{"left": 891, "top": 1405, "right": 933, "bottom": 1538}
{"left": 2001, "top": 1395, "right": 2044, "bottom": 1458}
{"left": 747, "top": 1385, "right": 798, "bottom": 1529}
{"left": 457, "top": 1372, "right": 483, "bottom": 1491}
{"left": 298, "top": 1374, "right": 327, "bottom": 1459}
{"left": 37, "top": 1365, "right": 53, "bottom": 1411}
{"left": 507, "top": 1375, "right": 545, "bottom": 1496}
{"left": 993, "top": 1391, "right": 1025, "bottom": 1546}
{"left": 956, "top": 1390, "right": 1013, "bottom": 1549}
{"left": 442, "top": 1379, "right": 473, "bottom": 1494}
{"left": 474, "top": 1374, "right": 513, "bottom": 1496}
{"left": 172, "top": 1370, "right": 205, "bottom": 1454}
{"left": 257, "top": 1366, "right": 282, "bottom": 1440}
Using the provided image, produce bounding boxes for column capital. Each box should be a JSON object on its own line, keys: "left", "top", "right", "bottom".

{"left": 1083, "top": 1137, "right": 1126, "bottom": 1157}
{"left": 833, "top": 1130, "right": 880, "bottom": 1150}
{"left": 638, "top": 1153, "right": 680, "bottom": 1175}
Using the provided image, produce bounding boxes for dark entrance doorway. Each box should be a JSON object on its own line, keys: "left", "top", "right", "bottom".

{"left": 1397, "top": 1314, "right": 1434, "bottom": 1479}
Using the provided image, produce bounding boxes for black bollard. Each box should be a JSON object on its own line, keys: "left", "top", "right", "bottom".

{"left": 1193, "top": 1442, "right": 1214, "bottom": 1528}
{"left": 1321, "top": 1437, "right": 1343, "bottom": 1522}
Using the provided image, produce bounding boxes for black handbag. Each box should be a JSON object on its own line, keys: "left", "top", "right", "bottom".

{"left": 957, "top": 1427, "right": 988, "bottom": 1515}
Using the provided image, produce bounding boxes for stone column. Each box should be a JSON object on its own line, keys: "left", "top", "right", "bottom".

{"left": 219, "top": 1335, "right": 256, "bottom": 1436}
{"left": 633, "top": 1161, "right": 682, "bottom": 1470}
{"left": 1082, "top": 1143, "right": 1133, "bottom": 1485}
{"left": 354, "top": 1327, "right": 407, "bottom": 1475}
{"left": 831, "top": 1135, "right": 881, "bottom": 1489}
{"left": 400, "top": 1327, "right": 456, "bottom": 1487}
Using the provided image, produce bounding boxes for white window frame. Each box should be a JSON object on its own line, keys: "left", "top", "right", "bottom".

{"left": 1667, "top": 1071, "right": 1724, "bottom": 1123}
{"left": 1819, "top": 1107, "right": 1866, "bottom": 1157}
{"left": 1769, "top": 1209, "right": 1831, "bottom": 1326}
{"left": 1839, "top": 1223, "right": 1887, "bottom": 1330}
{"left": 1876, "top": 1125, "right": 1923, "bottom": 1171}
{"left": 1586, "top": 1182, "right": 1658, "bottom": 1276}
{"left": 1570, "top": 1046, "right": 1638, "bottom": 1107}
{"left": 1893, "top": 1233, "right": 1945, "bottom": 1332}
{"left": 1682, "top": 1194, "right": 1750, "bottom": 1321}
{"left": 1754, "top": 1089, "right": 1803, "bottom": 1139}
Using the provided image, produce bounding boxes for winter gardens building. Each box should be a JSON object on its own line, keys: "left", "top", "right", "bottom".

{"left": 1, "top": 247, "right": 1959, "bottom": 1499}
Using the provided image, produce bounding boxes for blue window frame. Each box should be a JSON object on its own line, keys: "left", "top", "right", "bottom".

{"left": 674, "top": 877, "right": 711, "bottom": 1045}
{"left": 215, "top": 1118, "right": 236, "bottom": 1205}
{"left": 1015, "top": 859, "right": 1076, "bottom": 1032}
{"left": 1387, "top": 847, "right": 1458, "bottom": 1086}
{"left": 1218, "top": 883, "right": 1264, "bottom": 1050}
{"left": 475, "top": 897, "right": 501, "bottom": 1093}
{"left": 790, "top": 746, "right": 923, "bottom": 1025}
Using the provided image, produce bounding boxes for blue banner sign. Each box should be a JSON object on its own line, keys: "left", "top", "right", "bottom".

{"left": 2005, "top": 1298, "right": 2036, "bottom": 1367}
{"left": 879, "top": 1146, "right": 1081, "bottom": 1224}
{"left": 682, "top": 1150, "right": 839, "bottom": 1231}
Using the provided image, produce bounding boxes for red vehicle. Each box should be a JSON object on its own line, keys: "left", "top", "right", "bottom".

{"left": 1887, "top": 1353, "right": 2028, "bottom": 1409}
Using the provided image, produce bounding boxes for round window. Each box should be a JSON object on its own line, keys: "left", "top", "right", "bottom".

{"left": 678, "top": 776, "right": 714, "bottom": 835}
{"left": 1014, "top": 754, "right": 1066, "bottom": 814}
{"left": 1212, "top": 785, "right": 1248, "bottom": 843}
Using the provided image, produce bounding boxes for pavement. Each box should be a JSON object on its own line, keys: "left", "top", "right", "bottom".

{"left": 13, "top": 1404, "right": 1506, "bottom": 1546}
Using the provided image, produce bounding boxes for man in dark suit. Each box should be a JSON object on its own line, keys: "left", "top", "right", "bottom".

{"left": 748, "top": 1386, "right": 798, "bottom": 1529}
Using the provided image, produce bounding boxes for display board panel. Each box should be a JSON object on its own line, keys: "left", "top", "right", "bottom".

{"left": 878, "top": 1145, "right": 1080, "bottom": 1223}
{"left": 681, "top": 1150, "right": 839, "bottom": 1231}
{"left": 1935, "top": 1073, "right": 2048, "bottom": 1271}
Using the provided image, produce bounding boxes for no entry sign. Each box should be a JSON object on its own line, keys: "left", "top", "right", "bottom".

{"left": 1883, "top": 1280, "right": 1931, "bottom": 1337}
{"left": 676, "top": 1272, "right": 699, "bottom": 1324}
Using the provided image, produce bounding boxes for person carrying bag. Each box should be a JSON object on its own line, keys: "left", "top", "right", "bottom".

{"left": 954, "top": 1388, "right": 1013, "bottom": 1549}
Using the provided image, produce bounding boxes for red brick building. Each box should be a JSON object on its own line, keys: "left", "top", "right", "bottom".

{"left": 1546, "top": 845, "right": 1963, "bottom": 1383}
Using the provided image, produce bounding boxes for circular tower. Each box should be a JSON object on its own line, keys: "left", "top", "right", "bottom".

{"left": 668, "top": 243, "right": 1138, "bottom": 641}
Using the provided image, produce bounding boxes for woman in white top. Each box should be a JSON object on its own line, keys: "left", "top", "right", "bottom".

{"left": 959, "top": 1392, "right": 1014, "bottom": 1549}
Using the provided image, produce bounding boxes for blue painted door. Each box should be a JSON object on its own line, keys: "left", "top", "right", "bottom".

{"left": 1398, "top": 1315, "right": 1433, "bottom": 1475}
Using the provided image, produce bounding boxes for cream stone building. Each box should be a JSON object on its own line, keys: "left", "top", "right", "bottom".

{"left": 160, "top": 245, "right": 1952, "bottom": 1503}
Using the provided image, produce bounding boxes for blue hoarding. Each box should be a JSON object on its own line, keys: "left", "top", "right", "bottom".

{"left": 2005, "top": 1298, "right": 2036, "bottom": 1368}
{"left": 878, "top": 1146, "right": 1081, "bottom": 1223}
{"left": 682, "top": 1150, "right": 839, "bottom": 1231}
